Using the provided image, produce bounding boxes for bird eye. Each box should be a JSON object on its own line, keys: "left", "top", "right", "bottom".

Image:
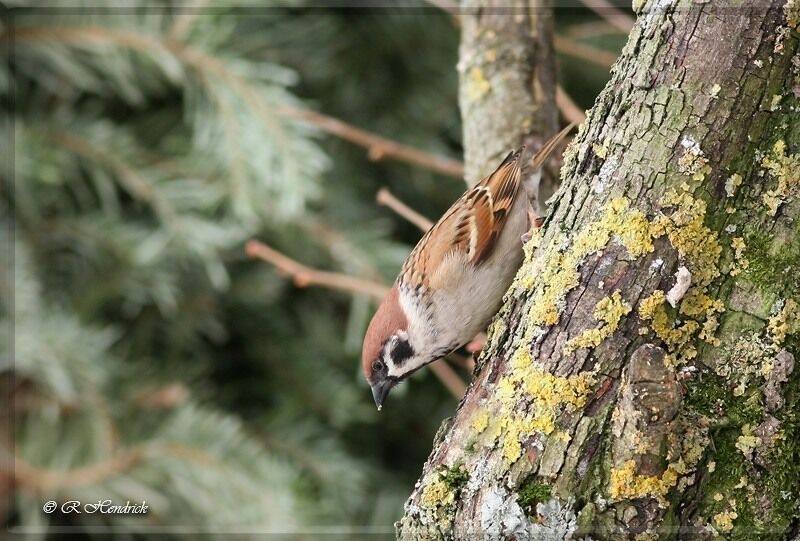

{"left": 372, "top": 360, "right": 385, "bottom": 372}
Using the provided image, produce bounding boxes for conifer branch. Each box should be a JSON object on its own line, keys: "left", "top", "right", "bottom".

{"left": 9, "top": 26, "right": 464, "bottom": 178}
{"left": 168, "top": 0, "right": 208, "bottom": 41}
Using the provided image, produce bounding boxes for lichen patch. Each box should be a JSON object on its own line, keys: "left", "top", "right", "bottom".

{"left": 563, "top": 291, "right": 631, "bottom": 355}
{"left": 761, "top": 140, "right": 800, "bottom": 216}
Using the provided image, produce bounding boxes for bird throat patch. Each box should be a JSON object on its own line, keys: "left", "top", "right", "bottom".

{"left": 391, "top": 339, "right": 414, "bottom": 366}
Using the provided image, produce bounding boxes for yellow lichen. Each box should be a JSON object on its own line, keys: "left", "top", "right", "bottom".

{"left": 729, "top": 236, "right": 749, "bottom": 277}
{"left": 420, "top": 473, "right": 455, "bottom": 508}
{"left": 713, "top": 510, "right": 738, "bottom": 533}
{"left": 767, "top": 298, "right": 799, "bottom": 346}
{"left": 466, "top": 66, "right": 491, "bottom": 101}
{"left": 735, "top": 424, "right": 762, "bottom": 460}
{"left": 639, "top": 290, "right": 666, "bottom": 320}
{"left": 678, "top": 140, "right": 711, "bottom": 181}
{"left": 593, "top": 143, "right": 608, "bottom": 159}
{"left": 563, "top": 291, "right": 631, "bottom": 354}
{"left": 650, "top": 188, "right": 722, "bottom": 287}
{"left": 785, "top": 0, "right": 799, "bottom": 28}
{"left": 608, "top": 459, "right": 681, "bottom": 507}
{"left": 521, "top": 197, "right": 654, "bottom": 328}
{"left": 710, "top": 83, "right": 722, "bottom": 98}
{"left": 770, "top": 94, "right": 783, "bottom": 111}
{"left": 629, "top": 189, "right": 726, "bottom": 358}
{"left": 486, "top": 348, "right": 594, "bottom": 463}
{"left": 638, "top": 290, "right": 705, "bottom": 358}
{"left": 472, "top": 408, "right": 490, "bottom": 434}
{"left": 713, "top": 492, "right": 724, "bottom": 502}
{"left": 724, "top": 173, "right": 742, "bottom": 197}
{"left": 761, "top": 140, "right": 800, "bottom": 216}
{"left": 610, "top": 422, "right": 708, "bottom": 504}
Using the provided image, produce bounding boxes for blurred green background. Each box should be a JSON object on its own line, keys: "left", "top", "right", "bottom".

{"left": 2, "top": 2, "right": 626, "bottom": 537}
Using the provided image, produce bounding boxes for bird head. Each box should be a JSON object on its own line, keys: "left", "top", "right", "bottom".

{"left": 361, "top": 286, "right": 427, "bottom": 409}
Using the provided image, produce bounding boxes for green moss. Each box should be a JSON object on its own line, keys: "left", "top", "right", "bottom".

{"left": 441, "top": 464, "right": 469, "bottom": 492}
{"left": 685, "top": 364, "right": 800, "bottom": 538}
{"left": 684, "top": 372, "right": 763, "bottom": 426}
{"left": 743, "top": 231, "right": 800, "bottom": 298}
{"left": 762, "top": 372, "right": 800, "bottom": 528}
{"left": 517, "top": 480, "right": 552, "bottom": 512}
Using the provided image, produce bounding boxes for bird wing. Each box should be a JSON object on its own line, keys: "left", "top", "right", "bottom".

{"left": 400, "top": 149, "right": 523, "bottom": 290}
{"left": 399, "top": 124, "right": 575, "bottom": 291}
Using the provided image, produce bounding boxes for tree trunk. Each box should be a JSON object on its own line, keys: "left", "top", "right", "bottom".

{"left": 398, "top": 1, "right": 799, "bottom": 539}
{"left": 458, "top": 0, "right": 561, "bottom": 198}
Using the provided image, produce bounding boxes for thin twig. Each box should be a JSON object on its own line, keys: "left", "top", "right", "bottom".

{"left": 556, "top": 85, "right": 587, "bottom": 125}
{"left": 277, "top": 106, "right": 464, "bottom": 177}
{"left": 578, "top": 0, "right": 635, "bottom": 34}
{"left": 376, "top": 188, "right": 434, "bottom": 231}
{"left": 244, "top": 240, "right": 467, "bottom": 399}
{"left": 431, "top": 359, "right": 468, "bottom": 397}
{"left": 554, "top": 35, "right": 617, "bottom": 67}
{"left": 565, "top": 20, "right": 620, "bottom": 39}
{"left": 245, "top": 240, "right": 389, "bottom": 299}
{"left": 8, "top": 443, "right": 220, "bottom": 492}
{"left": 10, "top": 449, "right": 144, "bottom": 491}
{"left": 446, "top": 352, "right": 476, "bottom": 372}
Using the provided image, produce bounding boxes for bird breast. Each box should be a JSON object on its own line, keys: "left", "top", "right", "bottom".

{"left": 401, "top": 194, "right": 529, "bottom": 358}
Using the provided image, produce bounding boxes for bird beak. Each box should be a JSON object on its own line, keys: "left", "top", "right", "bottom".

{"left": 371, "top": 380, "right": 393, "bottom": 411}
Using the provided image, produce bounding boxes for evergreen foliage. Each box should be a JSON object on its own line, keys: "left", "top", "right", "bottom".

{"left": 2, "top": 2, "right": 618, "bottom": 536}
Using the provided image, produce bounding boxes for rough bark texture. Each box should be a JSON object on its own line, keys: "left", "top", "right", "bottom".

{"left": 399, "top": 1, "right": 800, "bottom": 539}
{"left": 458, "top": 0, "right": 561, "bottom": 200}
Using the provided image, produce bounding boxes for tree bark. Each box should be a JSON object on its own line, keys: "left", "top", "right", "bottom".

{"left": 458, "top": 0, "right": 561, "bottom": 199}
{"left": 399, "top": 1, "right": 799, "bottom": 539}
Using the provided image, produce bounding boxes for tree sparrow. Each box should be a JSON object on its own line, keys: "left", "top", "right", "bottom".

{"left": 362, "top": 125, "right": 574, "bottom": 409}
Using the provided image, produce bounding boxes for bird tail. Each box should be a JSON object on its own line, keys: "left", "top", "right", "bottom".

{"left": 529, "top": 122, "right": 576, "bottom": 171}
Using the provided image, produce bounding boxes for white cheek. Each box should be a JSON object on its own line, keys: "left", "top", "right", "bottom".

{"left": 387, "top": 356, "right": 423, "bottom": 378}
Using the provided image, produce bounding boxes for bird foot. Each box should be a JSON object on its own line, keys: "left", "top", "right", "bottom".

{"left": 466, "top": 338, "right": 485, "bottom": 354}
{"left": 521, "top": 206, "right": 545, "bottom": 243}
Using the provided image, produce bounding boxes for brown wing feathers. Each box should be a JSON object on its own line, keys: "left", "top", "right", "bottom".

{"left": 399, "top": 125, "right": 574, "bottom": 288}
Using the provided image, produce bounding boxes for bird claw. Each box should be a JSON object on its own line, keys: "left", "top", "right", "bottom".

{"left": 466, "top": 338, "right": 485, "bottom": 353}
{"left": 521, "top": 206, "right": 544, "bottom": 243}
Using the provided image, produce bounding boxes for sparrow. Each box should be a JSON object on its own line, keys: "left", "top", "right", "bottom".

{"left": 362, "top": 125, "right": 574, "bottom": 409}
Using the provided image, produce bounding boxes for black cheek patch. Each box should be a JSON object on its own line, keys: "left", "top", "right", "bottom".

{"left": 391, "top": 340, "right": 414, "bottom": 366}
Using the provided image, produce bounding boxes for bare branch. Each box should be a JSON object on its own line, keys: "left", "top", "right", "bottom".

{"left": 556, "top": 85, "right": 587, "bottom": 125}
{"left": 245, "top": 239, "right": 468, "bottom": 399}
{"left": 565, "top": 20, "right": 620, "bottom": 39}
{"left": 554, "top": 35, "right": 617, "bottom": 67}
{"left": 376, "top": 187, "right": 434, "bottom": 232}
{"left": 245, "top": 240, "right": 389, "bottom": 300}
{"left": 277, "top": 106, "right": 464, "bottom": 177}
{"left": 431, "top": 359, "right": 468, "bottom": 397}
{"left": 578, "top": 0, "right": 635, "bottom": 34}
